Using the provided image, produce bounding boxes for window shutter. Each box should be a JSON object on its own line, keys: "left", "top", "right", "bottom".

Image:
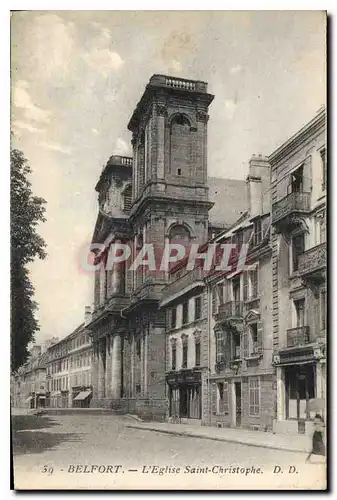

{"left": 257, "top": 321, "right": 263, "bottom": 355}
{"left": 243, "top": 271, "right": 248, "bottom": 302}
{"left": 243, "top": 326, "right": 249, "bottom": 358}
{"left": 224, "top": 331, "right": 231, "bottom": 366}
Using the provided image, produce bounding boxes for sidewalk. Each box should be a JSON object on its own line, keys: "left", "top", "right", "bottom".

{"left": 125, "top": 420, "right": 312, "bottom": 454}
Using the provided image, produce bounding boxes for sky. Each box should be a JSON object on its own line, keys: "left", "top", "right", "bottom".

{"left": 10, "top": 10, "right": 326, "bottom": 344}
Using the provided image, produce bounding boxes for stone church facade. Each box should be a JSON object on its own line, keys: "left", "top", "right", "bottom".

{"left": 87, "top": 74, "right": 246, "bottom": 419}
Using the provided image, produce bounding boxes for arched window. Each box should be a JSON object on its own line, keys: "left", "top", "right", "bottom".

{"left": 169, "top": 224, "right": 191, "bottom": 245}
{"left": 170, "top": 114, "right": 192, "bottom": 177}
{"left": 123, "top": 184, "right": 132, "bottom": 213}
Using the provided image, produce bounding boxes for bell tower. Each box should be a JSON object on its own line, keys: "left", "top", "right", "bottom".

{"left": 128, "top": 74, "right": 214, "bottom": 247}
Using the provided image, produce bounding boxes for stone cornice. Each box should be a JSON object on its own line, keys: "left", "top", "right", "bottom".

{"left": 268, "top": 110, "right": 326, "bottom": 167}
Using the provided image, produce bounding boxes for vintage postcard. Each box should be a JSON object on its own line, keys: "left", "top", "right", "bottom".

{"left": 10, "top": 10, "right": 327, "bottom": 490}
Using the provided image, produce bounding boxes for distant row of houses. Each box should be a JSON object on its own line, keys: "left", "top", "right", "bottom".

{"left": 11, "top": 75, "right": 326, "bottom": 437}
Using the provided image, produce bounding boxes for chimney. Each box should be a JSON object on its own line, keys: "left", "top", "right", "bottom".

{"left": 246, "top": 154, "right": 271, "bottom": 217}
{"left": 85, "top": 306, "right": 92, "bottom": 326}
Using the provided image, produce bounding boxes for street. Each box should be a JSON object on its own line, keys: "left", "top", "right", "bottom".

{"left": 12, "top": 413, "right": 326, "bottom": 490}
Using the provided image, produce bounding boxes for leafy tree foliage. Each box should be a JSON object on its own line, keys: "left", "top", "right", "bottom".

{"left": 11, "top": 149, "right": 47, "bottom": 372}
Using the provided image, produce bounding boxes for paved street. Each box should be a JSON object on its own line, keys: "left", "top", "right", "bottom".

{"left": 12, "top": 414, "right": 326, "bottom": 490}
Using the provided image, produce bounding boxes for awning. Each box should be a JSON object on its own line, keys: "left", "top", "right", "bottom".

{"left": 52, "top": 391, "right": 61, "bottom": 396}
{"left": 74, "top": 390, "right": 92, "bottom": 401}
{"left": 38, "top": 395, "right": 46, "bottom": 399}
{"left": 25, "top": 396, "right": 32, "bottom": 403}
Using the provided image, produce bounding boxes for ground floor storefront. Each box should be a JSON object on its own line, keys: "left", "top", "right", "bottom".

{"left": 72, "top": 386, "right": 92, "bottom": 408}
{"left": 274, "top": 344, "right": 326, "bottom": 435}
{"left": 166, "top": 370, "right": 202, "bottom": 422}
{"left": 208, "top": 373, "right": 275, "bottom": 431}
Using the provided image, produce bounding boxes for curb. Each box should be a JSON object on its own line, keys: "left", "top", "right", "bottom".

{"left": 125, "top": 413, "right": 144, "bottom": 422}
{"left": 126, "top": 424, "right": 310, "bottom": 455}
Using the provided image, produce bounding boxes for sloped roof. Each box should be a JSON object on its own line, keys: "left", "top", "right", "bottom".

{"left": 208, "top": 177, "right": 247, "bottom": 227}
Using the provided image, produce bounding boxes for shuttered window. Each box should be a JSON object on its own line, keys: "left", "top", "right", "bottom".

{"left": 249, "top": 377, "right": 260, "bottom": 416}
{"left": 216, "top": 329, "right": 225, "bottom": 363}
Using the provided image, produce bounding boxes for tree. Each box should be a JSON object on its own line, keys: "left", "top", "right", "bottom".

{"left": 11, "top": 148, "right": 47, "bottom": 372}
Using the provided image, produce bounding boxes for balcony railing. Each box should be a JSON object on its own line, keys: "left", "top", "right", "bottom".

{"left": 272, "top": 192, "right": 311, "bottom": 224}
{"left": 162, "top": 266, "right": 204, "bottom": 301}
{"left": 298, "top": 242, "right": 326, "bottom": 277}
{"left": 286, "top": 326, "right": 310, "bottom": 348}
{"left": 217, "top": 301, "right": 244, "bottom": 320}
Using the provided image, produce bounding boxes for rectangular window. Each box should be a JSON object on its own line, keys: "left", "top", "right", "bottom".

{"left": 232, "top": 332, "right": 241, "bottom": 359}
{"left": 136, "top": 384, "right": 141, "bottom": 394}
{"left": 182, "top": 301, "right": 189, "bottom": 325}
{"left": 249, "top": 377, "right": 260, "bottom": 416}
{"left": 294, "top": 298, "right": 305, "bottom": 328}
{"left": 195, "top": 296, "right": 202, "bottom": 321}
{"left": 249, "top": 267, "right": 258, "bottom": 299}
{"left": 316, "top": 213, "right": 326, "bottom": 245}
{"left": 136, "top": 338, "right": 141, "bottom": 359}
{"left": 320, "top": 290, "right": 326, "bottom": 331}
{"left": 232, "top": 277, "right": 241, "bottom": 302}
{"left": 253, "top": 219, "right": 262, "bottom": 246}
{"left": 172, "top": 345, "right": 176, "bottom": 370}
{"left": 216, "top": 330, "right": 225, "bottom": 363}
{"left": 321, "top": 148, "right": 326, "bottom": 189}
{"left": 292, "top": 233, "right": 305, "bottom": 272}
{"left": 217, "top": 382, "right": 229, "bottom": 414}
{"left": 182, "top": 343, "right": 188, "bottom": 369}
{"left": 217, "top": 284, "right": 224, "bottom": 307}
{"left": 195, "top": 341, "right": 201, "bottom": 367}
{"left": 249, "top": 323, "right": 258, "bottom": 355}
{"left": 171, "top": 308, "right": 177, "bottom": 329}
{"left": 290, "top": 165, "right": 304, "bottom": 193}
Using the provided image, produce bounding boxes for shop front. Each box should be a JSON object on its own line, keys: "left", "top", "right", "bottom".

{"left": 166, "top": 370, "right": 202, "bottom": 422}
{"left": 274, "top": 344, "right": 326, "bottom": 434}
{"left": 72, "top": 386, "right": 93, "bottom": 408}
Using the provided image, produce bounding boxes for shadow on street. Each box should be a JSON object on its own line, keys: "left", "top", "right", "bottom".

{"left": 12, "top": 415, "right": 83, "bottom": 456}
{"left": 12, "top": 430, "right": 82, "bottom": 456}
{"left": 11, "top": 415, "right": 60, "bottom": 432}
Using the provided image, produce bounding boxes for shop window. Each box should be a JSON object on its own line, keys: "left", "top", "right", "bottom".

{"left": 217, "top": 382, "right": 229, "bottom": 414}
{"left": 249, "top": 377, "right": 260, "bottom": 416}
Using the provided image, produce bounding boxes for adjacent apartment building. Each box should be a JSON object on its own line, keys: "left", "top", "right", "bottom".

{"left": 270, "top": 108, "right": 326, "bottom": 435}
{"left": 46, "top": 309, "right": 93, "bottom": 408}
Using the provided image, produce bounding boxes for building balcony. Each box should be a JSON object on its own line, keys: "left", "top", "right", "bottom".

{"left": 272, "top": 192, "right": 311, "bottom": 228}
{"left": 298, "top": 243, "right": 326, "bottom": 281}
{"left": 161, "top": 266, "right": 204, "bottom": 305}
{"left": 216, "top": 301, "right": 244, "bottom": 329}
{"left": 286, "top": 326, "right": 310, "bottom": 348}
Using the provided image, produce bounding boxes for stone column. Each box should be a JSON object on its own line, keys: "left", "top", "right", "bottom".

{"left": 97, "top": 338, "right": 106, "bottom": 400}
{"left": 131, "top": 334, "right": 135, "bottom": 397}
{"left": 276, "top": 367, "right": 286, "bottom": 421}
{"left": 111, "top": 239, "right": 122, "bottom": 294}
{"left": 111, "top": 333, "right": 122, "bottom": 399}
{"left": 105, "top": 336, "right": 113, "bottom": 399}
